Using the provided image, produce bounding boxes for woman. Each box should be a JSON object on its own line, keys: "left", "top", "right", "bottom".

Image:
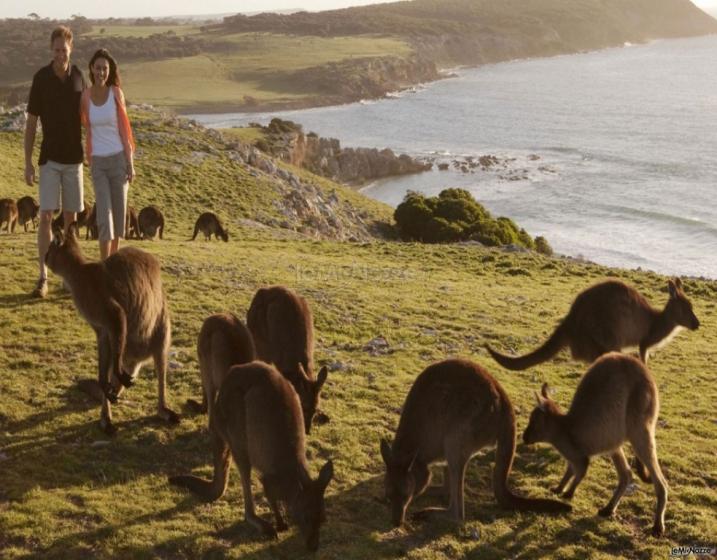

{"left": 81, "top": 48, "right": 135, "bottom": 259}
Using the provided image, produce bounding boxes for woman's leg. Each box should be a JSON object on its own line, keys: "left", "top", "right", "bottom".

{"left": 107, "top": 153, "right": 129, "bottom": 257}
{"left": 92, "top": 156, "right": 114, "bottom": 260}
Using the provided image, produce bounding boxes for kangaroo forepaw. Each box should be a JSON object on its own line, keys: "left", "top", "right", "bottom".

{"left": 101, "top": 381, "right": 119, "bottom": 404}
{"left": 117, "top": 370, "right": 134, "bottom": 388}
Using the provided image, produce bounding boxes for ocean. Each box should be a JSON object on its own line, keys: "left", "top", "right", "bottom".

{"left": 190, "top": 35, "right": 717, "bottom": 279}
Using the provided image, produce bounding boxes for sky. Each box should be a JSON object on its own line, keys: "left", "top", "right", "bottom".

{"left": 2, "top": 0, "right": 716, "bottom": 19}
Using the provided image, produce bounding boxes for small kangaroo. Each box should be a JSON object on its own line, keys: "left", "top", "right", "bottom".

{"left": 16, "top": 196, "right": 39, "bottom": 232}
{"left": 0, "top": 198, "right": 18, "bottom": 233}
{"left": 126, "top": 206, "right": 140, "bottom": 240}
{"left": 247, "top": 286, "right": 328, "bottom": 434}
{"left": 138, "top": 205, "right": 165, "bottom": 240}
{"left": 85, "top": 203, "right": 98, "bottom": 240}
{"left": 192, "top": 212, "right": 229, "bottom": 242}
{"left": 52, "top": 202, "right": 90, "bottom": 236}
{"left": 169, "top": 361, "right": 334, "bottom": 551}
{"left": 187, "top": 312, "right": 255, "bottom": 417}
{"left": 487, "top": 278, "right": 699, "bottom": 369}
{"left": 45, "top": 225, "right": 179, "bottom": 435}
{"left": 523, "top": 353, "right": 668, "bottom": 537}
{"left": 380, "top": 358, "right": 571, "bottom": 527}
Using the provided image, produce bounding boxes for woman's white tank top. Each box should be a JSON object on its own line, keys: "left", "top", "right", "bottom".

{"left": 89, "top": 87, "right": 124, "bottom": 157}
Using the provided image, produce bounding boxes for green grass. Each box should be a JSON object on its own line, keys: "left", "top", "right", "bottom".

{"left": 1, "top": 118, "right": 715, "bottom": 559}
{"left": 119, "top": 33, "right": 411, "bottom": 111}
{"left": 219, "top": 126, "right": 266, "bottom": 145}
{"left": 83, "top": 25, "right": 201, "bottom": 38}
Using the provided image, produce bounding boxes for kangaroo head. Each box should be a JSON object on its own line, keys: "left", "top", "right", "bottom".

{"left": 220, "top": 229, "right": 229, "bottom": 242}
{"left": 666, "top": 278, "right": 700, "bottom": 330}
{"left": 296, "top": 363, "right": 328, "bottom": 434}
{"left": 290, "top": 460, "right": 333, "bottom": 551}
{"left": 45, "top": 222, "right": 82, "bottom": 273}
{"left": 523, "top": 383, "right": 563, "bottom": 445}
{"left": 380, "top": 438, "right": 418, "bottom": 527}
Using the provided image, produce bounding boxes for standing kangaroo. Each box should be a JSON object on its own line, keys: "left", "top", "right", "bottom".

{"left": 138, "top": 205, "right": 165, "bottom": 240}
{"left": 126, "top": 206, "right": 140, "bottom": 239}
{"left": 169, "top": 361, "right": 334, "bottom": 551}
{"left": 52, "top": 201, "right": 90, "bottom": 236}
{"left": 247, "top": 286, "right": 328, "bottom": 433}
{"left": 487, "top": 278, "right": 699, "bottom": 369}
{"left": 187, "top": 312, "right": 255, "bottom": 418}
{"left": 523, "top": 353, "right": 668, "bottom": 537}
{"left": 16, "top": 196, "right": 39, "bottom": 232}
{"left": 380, "top": 359, "right": 571, "bottom": 527}
{"left": 45, "top": 225, "right": 179, "bottom": 435}
{"left": 192, "top": 212, "right": 229, "bottom": 242}
{"left": 0, "top": 198, "right": 18, "bottom": 233}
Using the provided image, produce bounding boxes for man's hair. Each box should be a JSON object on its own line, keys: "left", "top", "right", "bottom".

{"left": 50, "top": 26, "right": 73, "bottom": 46}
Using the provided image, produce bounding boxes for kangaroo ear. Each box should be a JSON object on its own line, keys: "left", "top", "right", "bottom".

{"left": 316, "top": 366, "right": 328, "bottom": 388}
{"left": 541, "top": 382, "right": 550, "bottom": 399}
{"left": 53, "top": 230, "right": 64, "bottom": 246}
{"left": 380, "top": 438, "right": 393, "bottom": 466}
{"left": 667, "top": 279, "right": 677, "bottom": 297}
{"left": 317, "top": 460, "right": 334, "bottom": 492}
{"left": 535, "top": 391, "right": 548, "bottom": 411}
{"left": 674, "top": 277, "right": 683, "bottom": 290}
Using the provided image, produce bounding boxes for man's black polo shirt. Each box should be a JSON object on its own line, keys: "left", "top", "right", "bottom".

{"left": 27, "top": 63, "right": 86, "bottom": 165}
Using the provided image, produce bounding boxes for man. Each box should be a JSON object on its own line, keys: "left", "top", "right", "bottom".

{"left": 24, "top": 26, "right": 86, "bottom": 298}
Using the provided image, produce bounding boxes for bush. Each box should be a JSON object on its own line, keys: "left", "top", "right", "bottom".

{"left": 535, "top": 236, "right": 554, "bottom": 256}
{"left": 394, "top": 188, "right": 547, "bottom": 251}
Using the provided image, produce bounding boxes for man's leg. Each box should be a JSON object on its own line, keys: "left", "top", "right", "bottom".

{"left": 60, "top": 162, "right": 84, "bottom": 236}
{"left": 35, "top": 162, "right": 61, "bottom": 297}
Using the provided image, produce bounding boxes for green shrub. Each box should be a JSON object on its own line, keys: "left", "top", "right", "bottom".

{"left": 394, "top": 188, "right": 547, "bottom": 251}
{"left": 535, "top": 236, "right": 553, "bottom": 255}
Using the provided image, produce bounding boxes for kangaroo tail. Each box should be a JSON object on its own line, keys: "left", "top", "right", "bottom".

{"left": 486, "top": 322, "right": 568, "bottom": 371}
{"left": 493, "top": 399, "right": 572, "bottom": 513}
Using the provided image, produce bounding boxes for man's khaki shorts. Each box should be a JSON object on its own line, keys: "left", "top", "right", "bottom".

{"left": 39, "top": 160, "right": 84, "bottom": 213}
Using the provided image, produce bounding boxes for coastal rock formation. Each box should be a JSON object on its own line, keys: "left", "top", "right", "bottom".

{"left": 252, "top": 118, "right": 431, "bottom": 185}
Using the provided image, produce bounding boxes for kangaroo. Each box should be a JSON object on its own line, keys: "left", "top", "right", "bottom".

{"left": 45, "top": 225, "right": 179, "bottom": 435}
{"left": 85, "top": 203, "right": 98, "bottom": 240}
{"left": 380, "top": 358, "right": 571, "bottom": 527}
{"left": 247, "top": 286, "right": 328, "bottom": 434}
{"left": 16, "top": 196, "right": 39, "bottom": 232}
{"left": 523, "top": 353, "right": 668, "bottom": 537}
{"left": 138, "top": 205, "right": 164, "bottom": 240}
{"left": 487, "top": 278, "right": 699, "bottom": 369}
{"left": 126, "top": 206, "right": 140, "bottom": 240}
{"left": 52, "top": 201, "right": 90, "bottom": 236}
{"left": 192, "top": 212, "right": 229, "bottom": 242}
{"left": 187, "top": 312, "right": 255, "bottom": 417}
{"left": 0, "top": 198, "right": 18, "bottom": 233}
{"left": 169, "top": 361, "right": 334, "bottom": 551}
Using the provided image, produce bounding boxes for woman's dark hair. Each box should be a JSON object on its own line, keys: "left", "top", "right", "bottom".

{"left": 88, "top": 49, "right": 121, "bottom": 87}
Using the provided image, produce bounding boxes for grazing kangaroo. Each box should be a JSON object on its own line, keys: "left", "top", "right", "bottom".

{"left": 169, "top": 361, "right": 334, "bottom": 551}
{"left": 380, "top": 359, "right": 571, "bottom": 527}
{"left": 523, "top": 353, "right": 668, "bottom": 537}
{"left": 45, "top": 225, "right": 179, "bottom": 435}
{"left": 16, "top": 196, "right": 39, "bottom": 232}
{"left": 247, "top": 286, "right": 328, "bottom": 434}
{"left": 0, "top": 198, "right": 18, "bottom": 233}
{"left": 487, "top": 278, "right": 699, "bottom": 369}
{"left": 192, "top": 212, "right": 229, "bottom": 242}
{"left": 85, "top": 203, "right": 98, "bottom": 240}
{"left": 138, "top": 205, "right": 164, "bottom": 240}
{"left": 187, "top": 312, "right": 255, "bottom": 417}
{"left": 52, "top": 202, "right": 90, "bottom": 236}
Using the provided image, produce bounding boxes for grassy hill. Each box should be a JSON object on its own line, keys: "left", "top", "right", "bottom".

{"left": 0, "top": 117, "right": 716, "bottom": 558}
{"left": 2, "top": 0, "right": 715, "bottom": 112}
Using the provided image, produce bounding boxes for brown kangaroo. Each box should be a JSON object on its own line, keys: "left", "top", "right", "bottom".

{"left": 0, "top": 198, "right": 18, "bottom": 233}
{"left": 192, "top": 212, "right": 229, "bottom": 242}
{"left": 380, "top": 358, "right": 571, "bottom": 527}
{"left": 138, "top": 205, "right": 164, "bottom": 240}
{"left": 247, "top": 286, "right": 328, "bottom": 434}
{"left": 187, "top": 312, "right": 255, "bottom": 417}
{"left": 52, "top": 201, "right": 90, "bottom": 236}
{"left": 169, "top": 361, "right": 334, "bottom": 551}
{"left": 45, "top": 225, "right": 179, "bottom": 435}
{"left": 85, "top": 203, "right": 98, "bottom": 240}
{"left": 523, "top": 353, "right": 668, "bottom": 537}
{"left": 16, "top": 196, "right": 39, "bottom": 232}
{"left": 126, "top": 206, "right": 140, "bottom": 240}
{"left": 487, "top": 278, "right": 699, "bottom": 369}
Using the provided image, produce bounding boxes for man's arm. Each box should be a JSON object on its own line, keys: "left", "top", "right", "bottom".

{"left": 24, "top": 113, "right": 38, "bottom": 186}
